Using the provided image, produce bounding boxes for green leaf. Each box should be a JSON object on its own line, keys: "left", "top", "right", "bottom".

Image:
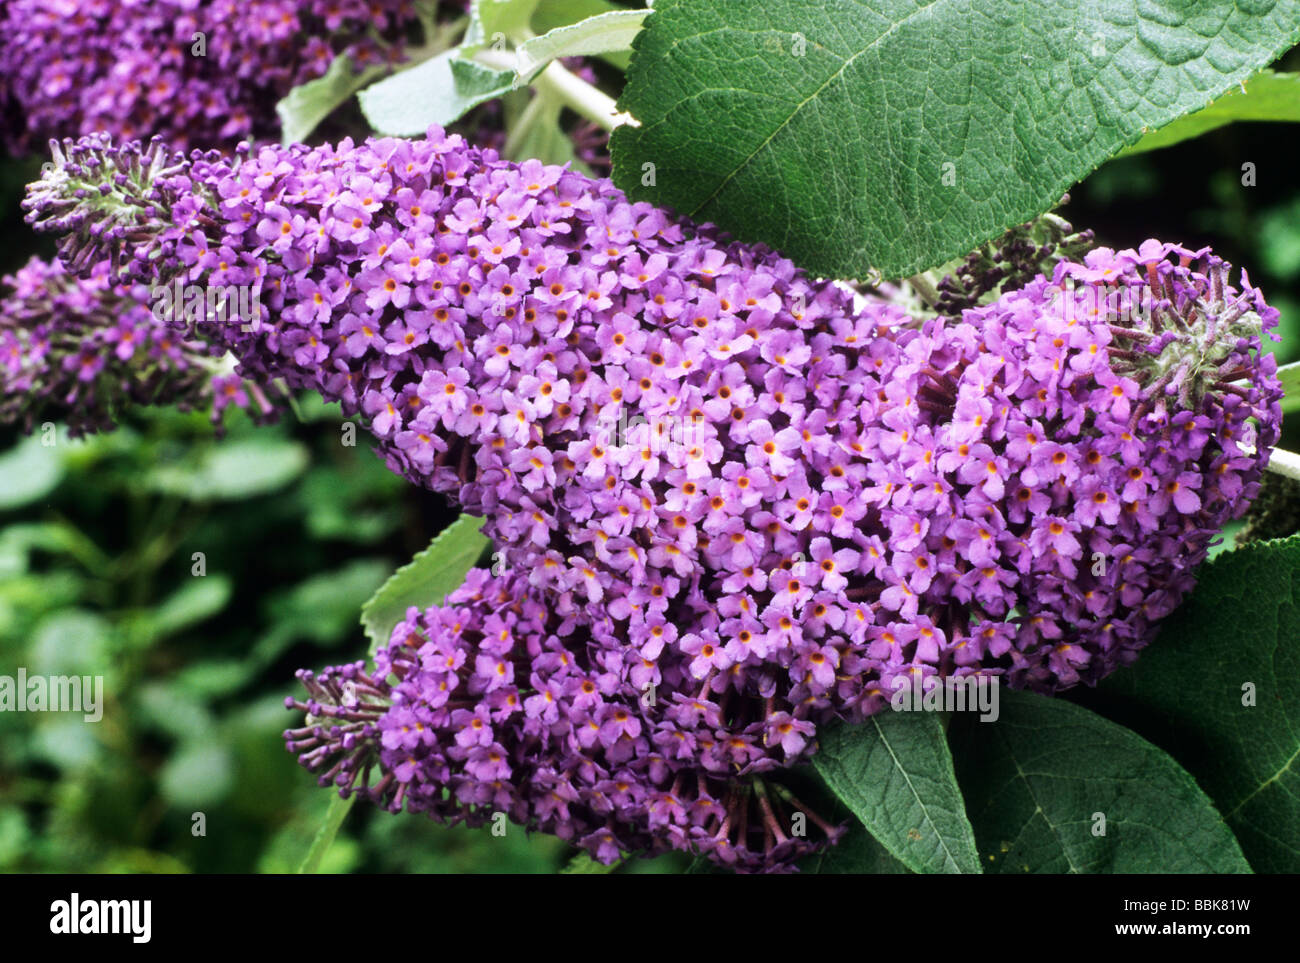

{"left": 358, "top": 51, "right": 514, "bottom": 136}
{"left": 143, "top": 438, "right": 309, "bottom": 500}
{"left": 159, "top": 741, "right": 235, "bottom": 808}
{"left": 172, "top": 659, "right": 256, "bottom": 700}
{"left": 29, "top": 609, "right": 111, "bottom": 676}
{"left": 1078, "top": 535, "right": 1300, "bottom": 873}
{"left": 949, "top": 689, "right": 1251, "bottom": 873}
{"left": 611, "top": 0, "right": 1300, "bottom": 280}
{"left": 297, "top": 794, "right": 355, "bottom": 874}
{"left": 515, "top": 9, "right": 648, "bottom": 83}
{"left": 1120, "top": 70, "right": 1300, "bottom": 157}
{"left": 812, "top": 714, "right": 980, "bottom": 874}
{"left": 30, "top": 718, "right": 100, "bottom": 770}
{"left": 531, "top": 0, "right": 623, "bottom": 33}
{"left": 151, "top": 575, "right": 233, "bottom": 638}
{"left": 453, "top": 57, "right": 518, "bottom": 107}
{"left": 194, "top": 439, "right": 309, "bottom": 499}
{"left": 0, "top": 521, "right": 109, "bottom": 577}
{"left": 0, "top": 810, "right": 30, "bottom": 869}
{"left": 503, "top": 90, "right": 592, "bottom": 172}
{"left": 1278, "top": 360, "right": 1300, "bottom": 414}
{"left": 513, "top": 109, "right": 591, "bottom": 170}
{"left": 531, "top": 0, "right": 637, "bottom": 70}
{"left": 359, "top": 515, "right": 490, "bottom": 653}
{"left": 136, "top": 682, "right": 218, "bottom": 741}
{"left": 269, "top": 559, "right": 393, "bottom": 647}
{"left": 276, "top": 54, "right": 386, "bottom": 145}
{"left": 465, "top": 0, "right": 541, "bottom": 48}
{"left": 0, "top": 434, "right": 65, "bottom": 510}
{"left": 560, "top": 851, "right": 621, "bottom": 873}
{"left": 1258, "top": 206, "right": 1300, "bottom": 283}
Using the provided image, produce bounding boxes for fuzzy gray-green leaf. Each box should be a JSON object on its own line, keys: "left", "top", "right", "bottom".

{"left": 612, "top": 0, "right": 1300, "bottom": 279}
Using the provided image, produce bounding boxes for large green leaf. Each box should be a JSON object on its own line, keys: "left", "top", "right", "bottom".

{"left": 359, "top": 515, "right": 490, "bottom": 652}
{"left": 1079, "top": 535, "right": 1300, "bottom": 873}
{"left": 950, "top": 689, "right": 1250, "bottom": 873}
{"left": 812, "top": 715, "right": 980, "bottom": 874}
{"left": 515, "top": 9, "right": 648, "bottom": 82}
{"left": 358, "top": 52, "right": 514, "bottom": 136}
{"left": 1120, "top": 70, "right": 1300, "bottom": 157}
{"left": 611, "top": 0, "right": 1300, "bottom": 279}
{"left": 532, "top": 0, "right": 626, "bottom": 34}
{"left": 466, "top": 0, "right": 541, "bottom": 48}
{"left": 531, "top": 0, "right": 638, "bottom": 70}
{"left": 276, "top": 54, "right": 386, "bottom": 145}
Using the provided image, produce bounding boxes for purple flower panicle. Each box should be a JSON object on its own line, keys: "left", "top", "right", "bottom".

{"left": 0, "top": 0, "right": 421, "bottom": 154}
{"left": 286, "top": 567, "right": 841, "bottom": 871}
{"left": 25, "top": 129, "right": 1283, "bottom": 870}
{"left": 1, "top": 256, "right": 275, "bottom": 434}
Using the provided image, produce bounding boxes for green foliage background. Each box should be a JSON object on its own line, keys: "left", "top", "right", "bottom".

{"left": 0, "top": 394, "right": 687, "bottom": 873}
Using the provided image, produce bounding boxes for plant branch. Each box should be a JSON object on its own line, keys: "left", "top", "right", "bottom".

{"left": 907, "top": 272, "right": 941, "bottom": 310}
{"left": 473, "top": 49, "right": 633, "bottom": 132}
{"left": 502, "top": 90, "right": 552, "bottom": 159}
{"left": 1265, "top": 446, "right": 1300, "bottom": 484}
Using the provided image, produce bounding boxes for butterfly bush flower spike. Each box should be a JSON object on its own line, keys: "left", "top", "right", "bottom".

{"left": 23, "top": 128, "right": 1283, "bottom": 870}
